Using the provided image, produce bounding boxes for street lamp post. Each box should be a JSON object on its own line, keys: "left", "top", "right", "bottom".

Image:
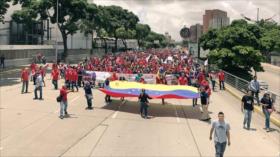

{"left": 55, "top": 0, "right": 59, "bottom": 63}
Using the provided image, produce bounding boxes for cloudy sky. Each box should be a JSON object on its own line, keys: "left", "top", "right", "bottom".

{"left": 92, "top": 0, "right": 280, "bottom": 41}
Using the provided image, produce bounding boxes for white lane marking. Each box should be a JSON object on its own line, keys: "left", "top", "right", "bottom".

{"left": 111, "top": 100, "right": 127, "bottom": 119}
{"left": 70, "top": 95, "right": 80, "bottom": 103}
{"left": 174, "top": 103, "right": 180, "bottom": 123}
{"left": 112, "top": 111, "right": 119, "bottom": 119}
{"left": 175, "top": 109, "right": 180, "bottom": 123}
{"left": 53, "top": 95, "right": 80, "bottom": 113}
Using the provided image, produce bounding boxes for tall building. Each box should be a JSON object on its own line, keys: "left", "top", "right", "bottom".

{"left": 203, "top": 9, "right": 230, "bottom": 33}
{"left": 190, "top": 24, "right": 203, "bottom": 43}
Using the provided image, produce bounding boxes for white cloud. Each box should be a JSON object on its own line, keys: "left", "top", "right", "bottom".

{"left": 93, "top": 0, "right": 279, "bottom": 41}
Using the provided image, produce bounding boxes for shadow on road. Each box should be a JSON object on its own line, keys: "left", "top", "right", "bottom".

{"left": 0, "top": 78, "right": 21, "bottom": 87}
{"left": 102, "top": 99, "right": 204, "bottom": 120}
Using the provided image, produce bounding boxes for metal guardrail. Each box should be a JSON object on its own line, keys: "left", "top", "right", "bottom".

{"left": 223, "top": 70, "right": 280, "bottom": 113}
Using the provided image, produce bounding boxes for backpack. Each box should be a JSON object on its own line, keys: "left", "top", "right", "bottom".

{"left": 56, "top": 95, "right": 62, "bottom": 102}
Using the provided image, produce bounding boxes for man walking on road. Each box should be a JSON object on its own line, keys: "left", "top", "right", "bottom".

{"left": 34, "top": 72, "right": 43, "bottom": 100}
{"left": 200, "top": 87, "right": 211, "bottom": 121}
{"left": 218, "top": 70, "right": 225, "bottom": 90}
{"left": 210, "top": 112, "right": 231, "bottom": 157}
{"left": 21, "top": 68, "right": 29, "bottom": 93}
{"left": 59, "top": 85, "right": 70, "bottom": 119}
{"left": 138, "top": 89, "right": 152, "bottom": 119}
{"left": 241, "top": 90, "right": 254, "bottom": 130}
{"left": 248, "top": 76, "right": 260, "bottom": 105}
{"left": 0, "top": 55, "right": 5, "bottom": 69}
{"left": 51, "top": 68, "right": 59, "bottom": 90}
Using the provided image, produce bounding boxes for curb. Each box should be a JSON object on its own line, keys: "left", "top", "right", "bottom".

{"left": 225, "top": 87, "right": 280, "bottom": 128}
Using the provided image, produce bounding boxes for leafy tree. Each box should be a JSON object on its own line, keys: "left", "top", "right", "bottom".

{"left": 102, "top": 5, "right": 139, "bottom": 52}
{"left": 0, "top": 0, "right": 11, "bottom": 23}
{"left": 116, "top": 26, "right": 136, "bottom": 50}
{"left": 135, "top": 23, "right": 151, "bottom": 48}
{"left": 200, "top": 19, "right": 266, "bottom": 80}
{"left": 12, "top": 0, "right": 89, "bottom": 60}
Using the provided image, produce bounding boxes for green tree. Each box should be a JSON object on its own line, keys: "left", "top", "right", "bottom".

{"left": 79, "top": 3, "right": 99, "bottom": 54}
{"left": 116, "top": 26, "right": 136, "bottom": 50}
{"left": 200, "top": 19, "right": 266, "bottom": 80}
{"left": 102, "top": 5, "right": 139, "bottom": 52}
{"left": 135, "top": 23, "right": 151, "bottom": 48}
{"left": 0, "top": 0, "right": 11, "bottom": 23}
{"left": 12, "top": 0, "right": 89, "bottom": 60}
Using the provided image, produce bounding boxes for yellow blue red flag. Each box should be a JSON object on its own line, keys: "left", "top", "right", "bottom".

{"left": 99, "top": 81, "right": 199, "bottom": 99}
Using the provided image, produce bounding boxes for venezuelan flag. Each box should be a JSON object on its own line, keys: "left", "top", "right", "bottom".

{"left": 99, "top": 81, "right": 199, "bottom": 99}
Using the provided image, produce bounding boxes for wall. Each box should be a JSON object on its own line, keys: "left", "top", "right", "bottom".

{"left": 0, "top": 45, "right": 106, "bottom": 67}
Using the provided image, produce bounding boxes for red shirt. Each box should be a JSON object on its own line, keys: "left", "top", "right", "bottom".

{"left": 218, "top": 72, "right": 225, "bottom": 81}
{"left": 73, "top": 71, "right": 78, "bottom": 81}
{"left": 178, "top": 76, "right": 187, "bottom": 85}
{"left": 60, "top": 88, "right": 67, "bottom": 101}
{"left": 111, "top": 73, "right": 118, "bottom": 81}
{"left": 51, "top": 70, "right": 59, "bottom": 80}
{"left": 21, "top": 70, "right": 29, "bottom": 81}
{"left": 197, "top": 72, "right": 205, "bottom": 85}
{"left": 65, "top": 69, "right": 70, "bottom": 81}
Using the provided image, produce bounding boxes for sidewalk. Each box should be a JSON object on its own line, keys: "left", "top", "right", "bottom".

{"left": 225, "top": 83, "right": 280, "bottom": 128}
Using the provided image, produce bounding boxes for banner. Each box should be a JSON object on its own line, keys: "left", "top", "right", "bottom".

{"left": 99, "top": 81, "right": 199, "bottom": 99}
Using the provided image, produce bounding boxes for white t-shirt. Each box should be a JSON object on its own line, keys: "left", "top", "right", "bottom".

{"left": 212, "top": 120, "right": 230, "bottom": 143}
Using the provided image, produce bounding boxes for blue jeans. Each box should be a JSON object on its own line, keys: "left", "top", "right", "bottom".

{"left": 219, "top": 80, "right": 225, "bottom": 90}
{"left": 34, "top": 86, "right": 42, "bottom": 99}
{"left": 215, "top": 142, "right": 227, "bottom": 157}
{"left": 263, "top": 108, "right": 271, "bottom": 129}
{"left": 60, "top": 101, "right": 68, "bottom": 117}
{"left": 243, "top": 109, "right": 252, "bottom": 128}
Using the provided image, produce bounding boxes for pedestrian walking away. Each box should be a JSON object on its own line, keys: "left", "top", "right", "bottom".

{"left": 84, "top": 81, "right": 93, "bottom": 110}
{"left": 241, "top": 90, "right": 254, "bottom": 130}
{"left": 0, "top": 54, "right": 5, "bottom": 69}
{"left": 34, "top": 72, "right": 43, "bottom": 100}
{"left": 51, "top": 68, "right": 60, "bottom": 90}
{"left": 218, "top": 70, "right": 225, "bottom": 90}
{"left": 200, "top": 87, "right": 211, "bottom": 121}
{"left": 260, "top": 92, "right": 276, "bottom": 132}
{"left": 138, "top": 89, "right": 152, "bottom": 119}
{"left": 248, "top": 76, "right": 260, "bottom": 105}
{"left": 21, "top": 68, "right": 30, "bottom": 93}
{"left": 210, "top": 112, "right": 231, "bottom": 157}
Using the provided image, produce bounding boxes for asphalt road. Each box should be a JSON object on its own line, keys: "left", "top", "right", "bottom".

{"left": 0, "top": 76, "right": 279, "bottom": 156}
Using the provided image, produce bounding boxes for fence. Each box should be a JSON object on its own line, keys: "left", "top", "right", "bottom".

{"left": 223, "top": 70, "right": 280, "bottom": 113}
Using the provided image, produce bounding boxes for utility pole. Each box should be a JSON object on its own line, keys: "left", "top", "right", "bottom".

{"left": 257, "top": 8, "right": 259, "bottom": 22}
{"left": 55, "top": 0, "right": 59, "bottom": 63}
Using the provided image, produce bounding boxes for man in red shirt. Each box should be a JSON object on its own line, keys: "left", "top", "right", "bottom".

{"left": 21, "top": 68, "right": 30, "bottom": 93}
{"left": 72, "top": 68, "right": 79, "bottom": 92}
{"left": 218, "top": 70, "right": 225, "bottom": 90}
{"left": 59, "top": 85, "right": 70, "bottom": 119}
{"left": 51, "top": 68, "right": 60, "bottom": 90}
{"left": 178, "top": 74, "right": 187, "bottom": 85}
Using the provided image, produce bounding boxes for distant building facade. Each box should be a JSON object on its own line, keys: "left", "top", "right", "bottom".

{"left": 190, "top": 24, "right": 203, "bottom": 43}
{"left": 203, "top": 9, "right": 230, "bottom": 33}
{"left": 0, "top": 2, "right": 92, "bottom": 49}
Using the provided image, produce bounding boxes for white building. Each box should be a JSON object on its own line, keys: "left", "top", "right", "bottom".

{"left": 0, "top": 2, "right": 92, "bottom": 49}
